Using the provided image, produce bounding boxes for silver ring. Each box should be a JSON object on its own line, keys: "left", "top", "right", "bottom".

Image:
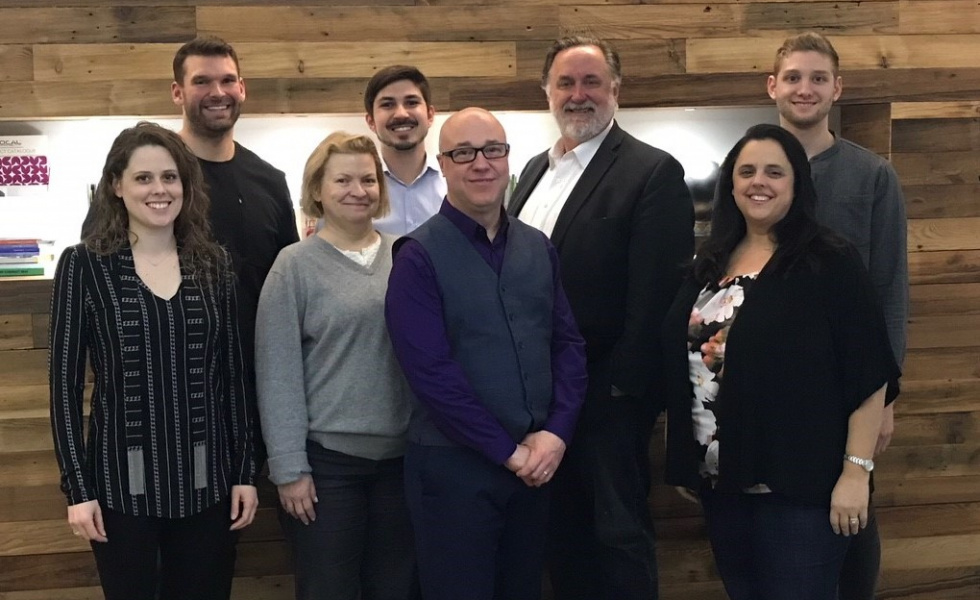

{"left": 543, "top": 470, "right": 550, "bottom": 476}
{"left": 848, "top": 517, "right": 859, "bottom": 523}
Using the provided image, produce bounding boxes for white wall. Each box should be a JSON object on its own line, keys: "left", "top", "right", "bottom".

{"left": 0, "top": 106, "right": 791, "bottom": 266}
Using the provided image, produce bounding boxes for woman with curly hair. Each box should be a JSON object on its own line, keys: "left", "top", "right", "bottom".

{"left": 49, "top": 121, "right": 257, "bottom": 600}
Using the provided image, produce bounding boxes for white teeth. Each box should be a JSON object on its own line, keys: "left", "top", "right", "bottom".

{"left": 750, "top": 195, "right": 769, "bottom": 201}
{"left": 147, "top": 202, "right": 170, "bottom": 209}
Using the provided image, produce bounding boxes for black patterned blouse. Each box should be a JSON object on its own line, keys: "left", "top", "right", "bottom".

{"left": 49, "top": 244, "right": 255, "bottom": 518}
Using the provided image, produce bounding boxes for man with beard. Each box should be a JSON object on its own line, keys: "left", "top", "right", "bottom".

{"left": 171, "top": 37, "right": 299, "bottom": 464}
{"left": 364, "top": 65, "right": 446, "bottom": 235}
{"left": 507, "top": 36, "right": 693, "bottom": 599}
{"left": 767, "top": 32, "right": 908, "bottom": 600}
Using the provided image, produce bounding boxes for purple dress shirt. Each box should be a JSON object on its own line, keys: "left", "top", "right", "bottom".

{"left": 385, "top": 200, "right": 587, "bottom": 465}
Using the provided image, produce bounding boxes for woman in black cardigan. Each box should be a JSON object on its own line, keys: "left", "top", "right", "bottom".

{"left": 662, "top": 124, "right": 899, "bottom": 600}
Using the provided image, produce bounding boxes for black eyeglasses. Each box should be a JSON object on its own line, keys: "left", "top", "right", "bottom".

{"left": 440, "top": 143, "right": 510, "bottom": 164}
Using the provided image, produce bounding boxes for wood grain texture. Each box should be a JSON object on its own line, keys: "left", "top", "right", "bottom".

{"left": 901, "top": 379, "right": 980, "bottom": 415}
{"left": 740, "top": 1, "right": 899, "bottom": 35}
{"left": 893, "top": 101, "right": 980, "bottom": 119}
{"left": 893, "top": 151, "right": 979, "bottom": 185}
{"left": 909, "top": 250, "right": 980, "bottom": 285}
{"left": 2, "top": 1, "right": 980, "bottom": 598}
{"left": 687, "top": 34, "right": 980, "bottom": 73}
{"left": 0, "top": 8, "right": 194, "bottom": 44}
{"left": 899, "top": 0, "right": 980, "bottom": 35}
{"left": 0, "top": 315, "right": 32, "bottom": 351}
{"left": 910, "top": 283, "right": 980, "bottom": 316}
{"left": 558, "top": 4, "right": 741, "bottom": 39}
{"left": 0, "top": 45, "right": 32, "bottom": 82}
{"left": 33, "top": 42, "right": 515, "bottom": 82}
{"left": 893, "top": 117, "right": 980, "bottom": 153}
{"left": 905, "top": 184, "right": 980, "bottom": 219}
{"left": 840, "top": 103, "right": 892, "bottom": 156}
{"left": 908, "top": 217, "right": 980, "bottom": 252}
{"left": 903, "top": 346, "right": 980, "bottom": 380}
{"left": 908, "top": 314, "right": 980, "bottom": 349}
{"left": 197, "top": 5, "right": 559, "bottom": 42}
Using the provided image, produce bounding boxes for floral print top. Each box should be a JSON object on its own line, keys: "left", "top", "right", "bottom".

{"left": 687, "top": 274, "right": 756, "bottom": 481}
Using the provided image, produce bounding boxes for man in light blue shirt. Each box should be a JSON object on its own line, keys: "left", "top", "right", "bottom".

{"left": 365, "top": 65, "right": 446, "bottom": 235}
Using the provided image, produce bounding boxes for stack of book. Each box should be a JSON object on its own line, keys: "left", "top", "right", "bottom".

{"left": 0, "top": 239, "right": 47, "bottom": 277}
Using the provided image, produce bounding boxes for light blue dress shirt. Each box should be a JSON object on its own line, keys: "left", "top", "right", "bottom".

{"left": 373, "top": 160, "right": 447, "bottom": 236}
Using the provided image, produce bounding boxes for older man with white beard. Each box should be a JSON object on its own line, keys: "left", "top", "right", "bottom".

{"left": 507, "top": 36, "right": 694, "bottom": 600}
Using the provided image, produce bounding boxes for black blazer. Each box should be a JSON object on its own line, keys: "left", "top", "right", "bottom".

{"left": 508, "top": 122, "right": 694, "bottom": 399}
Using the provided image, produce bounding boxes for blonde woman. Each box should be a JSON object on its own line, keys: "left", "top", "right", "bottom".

{"left": 256, "top": 132, "right": 418, "bottom": 600}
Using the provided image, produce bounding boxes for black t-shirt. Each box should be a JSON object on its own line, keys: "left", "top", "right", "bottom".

{"left": 198, "top": 143, "right": 299, "bottom": 356}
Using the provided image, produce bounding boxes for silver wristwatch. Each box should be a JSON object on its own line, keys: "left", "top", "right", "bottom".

{"left": 844, "top": 454, "right": 874, "bottom": 472}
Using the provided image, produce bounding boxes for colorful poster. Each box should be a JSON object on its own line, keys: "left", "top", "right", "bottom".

{"left": 0, "top": 136, "right": 50, "bottom": 196}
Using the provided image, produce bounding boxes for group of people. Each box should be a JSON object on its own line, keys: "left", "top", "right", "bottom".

{"left": 49, "top": 30, "right": 907, "bottom": 600}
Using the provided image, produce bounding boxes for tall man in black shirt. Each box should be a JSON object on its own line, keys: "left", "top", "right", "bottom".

{"left": 171, "top": 37, "right": 300, "bottom": 464}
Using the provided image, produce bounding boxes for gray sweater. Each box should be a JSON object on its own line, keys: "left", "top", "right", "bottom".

{"left": 255, "top": 234, "right": 410, "bottom": 485}
{"left": 810, "top": 136, "right": 908, "bottom": 366}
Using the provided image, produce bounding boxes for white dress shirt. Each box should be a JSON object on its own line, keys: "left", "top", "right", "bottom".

{"left": 517, "top": 119, "right": 614, "bottom": 237}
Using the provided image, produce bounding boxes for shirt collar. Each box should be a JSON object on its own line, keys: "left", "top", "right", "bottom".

{"left": 382, "top": 153, "right": 441, "bottom": 186}
{"left": 439, "top": 199, "right": 509, "bottom": 241}
{"left": 547, "top": 118, "right": 615, "bottom": 169}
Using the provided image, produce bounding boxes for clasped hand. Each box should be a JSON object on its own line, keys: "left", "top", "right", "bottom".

{"left": 505, "top": 430, "right": 566, "bottom": 487}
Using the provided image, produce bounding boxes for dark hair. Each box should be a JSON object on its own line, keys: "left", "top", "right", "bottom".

{"left": 541, "top": 35, "right": 622, "bottom": 88}
{"left": 363, "top": 65, "right": 431, "bottom": 115}
{"left": 774, "top": 32, "right": 840, "bottom": 76}
{"left": 173, "top": 36, "right": 240, "bottom": 84}
{"left": 83, "top": 122, "right": 224, "bottom": 279}
{"left": 693, "top": 123, "right": 840, "bottom": 285}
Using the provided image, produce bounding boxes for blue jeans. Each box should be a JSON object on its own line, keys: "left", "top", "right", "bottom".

{"left": 279, "top": 441, "right": 419, "bottom": 600}
{"left": 700, "top": 487, "right": 850, "bottom": 600}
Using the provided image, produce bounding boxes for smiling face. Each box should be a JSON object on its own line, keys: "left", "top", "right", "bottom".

{"left": 545, "top": 44, "right": 619, "bottom": 150}
{"left": 767, "top": 50, "right": 842, "bottom": 131}
{"left": 171, "top": 54, "right": 245, "bottom": 138}
{"left": 114, "top": 144, "right": 184, "bottom": 236}
{"left": 317, "top": 152, "right": 382, "bottom": 228}
{"left": 437, "top": 109, "right": 509, "bottom": 220}
{"left": 366, "top": 79, "right": 435, "bottom": 153}
{"left": 732, "top": 139, "right": 795, "bottom": 235}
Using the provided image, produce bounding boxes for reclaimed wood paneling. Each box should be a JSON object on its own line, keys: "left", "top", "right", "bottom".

{"left": 905, "top": 184, "right": 980, "bottom": 219}
{"left": 0, "top": 46, "right": 32, "bottom": 82}
{"left": 893, "top": 117, "right": 980, "bottom": 153}
{"left": 0, "top": 315, "right": 32, "bottom": 351}
{"left": 840, "top": 103, "right": 892, "bottom": 157}
{"left": 197, "top": 6, "right": 560, "bottom": 42}
{"left": 34, "top": 42, "right": 515, "bottom": 82}
{"left": 898, "top": 0, "right": 980, "bottom": 34}
{"left": 687, "top": 34, "right": 980, "bottom": 73}
{"left": 893, "top": 101, "right": 980, "bottom": 119}
{"left": 558, "top": 5, "right": 741, "bottom": 39}
{"left": 909, "top": 250, "right": 980, "bottom": 285}
{"left": 908, "top": 217, "right": 980, "bottom": 252}
{"left": 0, "top": 8, "right": 194, "bottom": 45}
{"left": 893, "top": 151, "right": 979, "bottom": 185}
{"left": 2, "top": 1, "right": 980, "bottom": 598}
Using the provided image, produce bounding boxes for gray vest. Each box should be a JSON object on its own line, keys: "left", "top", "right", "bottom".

{"left": 402, "top": 213, "right": 554, "bottom": 447}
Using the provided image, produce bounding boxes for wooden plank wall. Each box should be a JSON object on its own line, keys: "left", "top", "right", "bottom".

{"left": 0, "top": 1, "right": 978, "bottom": 598}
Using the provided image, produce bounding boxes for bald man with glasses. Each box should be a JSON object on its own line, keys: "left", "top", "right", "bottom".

{"left": 385, "top": 107, "right": 588, "bottom": 600}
